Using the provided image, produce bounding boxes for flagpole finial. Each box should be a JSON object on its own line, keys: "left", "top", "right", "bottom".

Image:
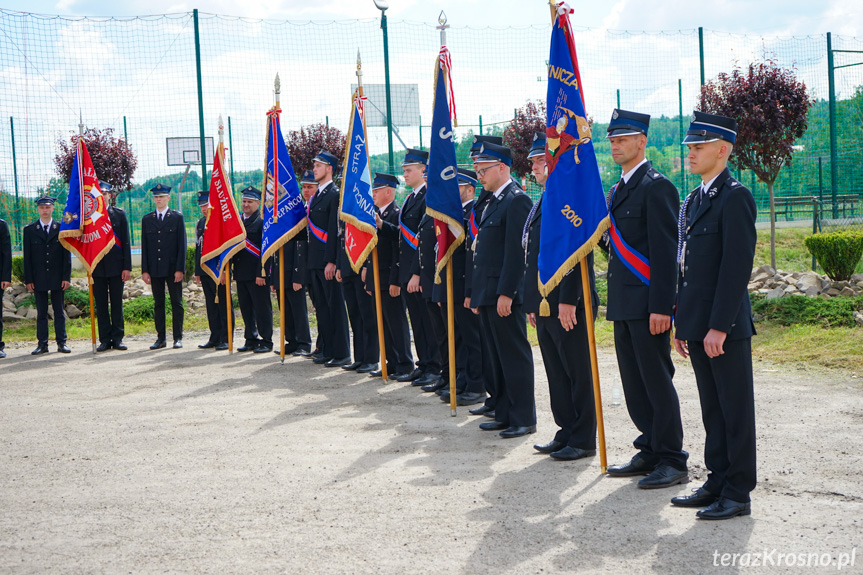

{"left": 78, "top": 110, "right": 83, "bottom": 136}
{"left": 437, "top": 11, "right": 449, "bottom": 46}
{"left": 274, "top": 73, "right": 281, "bottom": 108}
{"left": 356, "top": 49, "right": 364, "bottom": 90}
{"left": 218, "top": 114, "right": 224, "bottom": 145}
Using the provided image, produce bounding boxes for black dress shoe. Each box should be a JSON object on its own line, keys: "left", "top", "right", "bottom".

{"left": 57, "top": 344, "right": 71, "bottom": 354}
{"left": 671, "top": 487, "right": 719, "bottom": 508}
{"left": 606, "top": 453, "right": 658, "bottom": 477}
{"left": 456, "top": 392, "right": 485, "bottom": 406}
{"left": 150, "top": 339, "right": 166, "bottom": 350}
{"left": 172, "top": 340, "right": 183, "bottom": 349}
{"left": 292, "top": 348, "right": 313, "bottom": 357}
{"left": 369, "top": 370, "right": 383, "bottom": 378}
{"left": 0, "top": 349, "right": 6, "bottom": 359}
{"left": 341, "top": 361, "right": 363, "bottom": 371}
{"left": 414, "top": 372, "right": 440, "bottom": 386}
{"left": 500, "top": 425, "right": 537, "bottom": 438}
{"left": 325, "top": 357, "right": 351, "bottom": 368}
{"left": 96, "top": 342, "right": 112, "bottom": 352}
{"left": 394, "top": 368, "right": 422, "bottom": 382}
{"left": 198, "top": 341, "right": 217, "bottom": 349}
{"left": 534, "top": 439, "right": 566, "bottom": 454}
{"left": 483, "top": 410, "right": 496, "bottom": 419}
{"left": 31, "top": 345, "right": 49, "bottom": 356}
{"left": 312, "top": 355, "right": 332, "bottom": 365}
{"left": 113, "top": 341, "right": 128, "bottom": 351}
{"left": 696, "top": 497, "right": 751, "bottom": 520}
{"left": 237, "top": 344, "right": 257, "bottom": 352}
{"left": 550, "top": 446, "right": 596, "bottom": 460}
{"left": 469, "top": 405, "right": 493, "bottom": 416}
{"left": 310, "top": 350, "right": 324, "bottom": 360}
{"left": 479, "top": 421, "right": 508, "bottom": 431}
{"left": 421, "top": 378, "right": 447, "bottom": 393}
{"left": 253, "top": 344, "right": 273, "bottom": 353}
{"left": 638, "top": 464, "right": 689, "bottom": 490}
{"left": 356, "top": 363, "right": 379, "bottom": 374}
{"left": 215, "top": 343, "right": 229, "bottom": 351}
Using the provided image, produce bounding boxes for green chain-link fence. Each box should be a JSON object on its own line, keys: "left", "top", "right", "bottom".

{"left": 1, "top": 9, "right": 862, "bottom": 250}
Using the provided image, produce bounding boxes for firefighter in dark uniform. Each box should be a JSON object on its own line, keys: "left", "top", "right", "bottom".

{"left": 523, "top": 132, "right": 598, "bottom": 460}
{"left": 470, "top": 142, "right": 535, "bottom": 438}
{"left": 92, "top": 181, "right": 132, "bottom": 352}
{"left": 436, "top": 168, "right": 485, "bottom": 406}
{"left": 671, "top": 111, "right": 757, "bottom": 520}
{"left": 271, "top": 170, "right": 313, "bottom": 357}
{"left": 308, "top": 150, "right": 351, "bottom": 367}
{"left": 140, "top": 184, "right": 186, "bottom": 350}
{"left": 231, "top": 186, "right": 273, "bottom": 353}
{"left": 194, "top": 192, "right": 230, "bottom": 351}
{"left": 369, "top": 172, "right": 414, "bottom": 378}
{"left": 398, "top": 149, "right": 441, "bottom": 384}
{"left": 601, "top": 109, "right": 689, "bottom": 487}
{"left": 23, "top": 195, "right": 71, "bottom": 355}
{"left": 415, "top": 208, "right": 448, "bottom": 392}
{"left": 0, "top": 215, "right": 11, "bottom": 359}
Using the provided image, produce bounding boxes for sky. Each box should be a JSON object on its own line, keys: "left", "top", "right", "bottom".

{"left": 1, "top": 0, "right": 861, "bottom": 36}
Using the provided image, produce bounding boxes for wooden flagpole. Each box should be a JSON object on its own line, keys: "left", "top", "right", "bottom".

{"left": 88, "top": 273, "right": 96, "bottom": 353}
{"left": 446, "top": 260, "right": 456, "bottom": 416}
{"left": 274, "top": 75, "right": 287, "bottom": 364}
{"left": 225, "top": 268, "right": 233, "bottom": 354}
{"left": 77, "top": 116, "right": 97, "bottom": 354}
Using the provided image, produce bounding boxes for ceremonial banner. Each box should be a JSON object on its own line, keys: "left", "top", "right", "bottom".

{"left": 260, "top": 107, "right": 307, "bottom": 263}
{"left": 338, "top": 93, "right": 377, "bottom": 273}
{"left": 58, "top": 139, "right": 115, "bottom": 272}
{"left": 425, "top": 46, "right": 464, "bottom": 284}
{"left": 538, "top": 3, "right": 609, "bottom": 303}
{"left": 200, "top": 142, "right": 246, "bottom": 282}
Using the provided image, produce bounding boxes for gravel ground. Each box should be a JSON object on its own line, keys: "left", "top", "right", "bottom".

{"left": 1, "top": 331, "right": 861, "bottom": 574}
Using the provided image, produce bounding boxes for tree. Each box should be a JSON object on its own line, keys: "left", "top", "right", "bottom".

{"left": 284, "top": 123, "right": 346, "bottom": 179}
{"left": 54, "top": 127, "right": 137, "bottom": 206}
{"left": 503, "top": 100, "right": 546, "bottom": 179}
{"left": 699, "top": 60, "right": 813, "bottom": 269}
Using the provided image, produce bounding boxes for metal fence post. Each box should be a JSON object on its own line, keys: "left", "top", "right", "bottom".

{"left": 193, "top": 9, "right": 208, "bottom": 204}
{"left": 479, "top": 115, "right": 483, "bottom": 136}
{"left": 616, "top": 89, "right": 620, "bottom": 109}
{"left": 9, "top": 116, "right": 20, "bottom": 248}
{"left": 123, "top": 115, "right": 134, "bottom": 245}
{"left": 827, "top": 32, "right": 839, "bottom": 219}
{"left": 678, "top": 79, "right": 686, "bottom": 193}
{"left": 228, "top": 116, "right": 235, "bottom": 190}
{"left": 698, "top": 27, "right": 705, "bottom": 86}
{"left": 379, "top": 8, "right": 395, "bottom": 175}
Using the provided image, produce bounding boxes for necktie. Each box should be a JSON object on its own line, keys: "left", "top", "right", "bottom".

{"left": 159, "top": 212, "right": 164, "bottom": 222}
{"left": 44, "top": 225, "right": 49, "bottom": 234}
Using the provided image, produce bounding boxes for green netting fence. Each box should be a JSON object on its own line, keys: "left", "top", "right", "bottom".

{"left": 1, "top": 9, "right": 862, "bottom": 251}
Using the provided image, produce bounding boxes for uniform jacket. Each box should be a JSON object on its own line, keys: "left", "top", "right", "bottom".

{"left": 415, "top": 214, "right": 437, "bottom": 299}
{"left": 306, "top": 182, "right": 341, "bottom": 271}
{"left": 232, "top": 210, "right": 269, "bottom": 283}
{"left": 23, "top": 219, "right": 71, "bottom": 290}
{"left": 470, "top": 180, "right": 532, "bottom": 308}
{"left": 674, "top": 168, "right": 757, "bottom": 342}
{"left": 396, "top": 184, "right": 427, "bottom": 285}
{"left": 523, "top": 195, "right": 598, "bottom": 316}
{"left": 141, "top": 209, "right": 187, "bottom": 278}
{"left": 271, "top": 233, "right": 307, "bottom": 287}
{"left": 432, "top": 201, "right": 473, "bottom": 304}
{"left": 194, "top": 216, "right": 206, "bottom": 278}
{"left": 92, "top": 206, "right": 133, "bottom": 279}
{"left": 0, "top": 219, "right": 11, "bottom": 284}
{"left": 604, "top": 162, "right": 680, "bottom": 321}
{"left": 364, "top": 202, "right": 401, "bottom": 292}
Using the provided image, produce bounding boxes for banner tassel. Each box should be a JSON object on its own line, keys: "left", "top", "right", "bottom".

{"left": 540, "top": 297, "right": 551, "bottom": 317}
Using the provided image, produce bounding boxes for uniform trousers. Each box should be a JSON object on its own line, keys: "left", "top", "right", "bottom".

{"left": 273, "top": 283, "right": 312, "bottom": 353}
{"left": 201, "top": 276, "right": 230, "bottom": 345}
{"left": 93, "top": 275, "right": 125, "bottom": 345}
{"left": 309, "top": 269, "right": 350, "bottom": 359}
{"left": 35, "top": 290, "right": 66, "bottom": 345}
{"left": 403, "top": 289, "right": 440, "bottom": 374}
{"left": 342, "top": 275, "right": 379, "bottom": 364}
{"left": 151, "top": 276, "right": 184, "bottom": 341}
{"left": 236, "top": 280, "right": 273, "bottom": 347}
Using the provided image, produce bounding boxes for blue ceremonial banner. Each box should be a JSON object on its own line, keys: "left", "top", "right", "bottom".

{"left": 425, "top": 47, "right": 464, "bottom": 284}
{"left": 338, "top": 95, "right": 377, "bottom": 273}
{"left": 260, "top": 108, "right": 307, "bottom": 264}
{"left": 538, "top": 4, "right": 609, "bottom": 303}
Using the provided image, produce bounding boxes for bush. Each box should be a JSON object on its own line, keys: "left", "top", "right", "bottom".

{"left": 751, "top": 293, "right": 863, "bottom": 328}
{"left": 11, "top": 256, "right": 24, "bottom": 283}
{"left": 185, "top": 246, "right": 196, "bottom": 282}
{"left": 124, "top": 295, "right": 184, "bottom": 323}
{"left": 804, "top": 231, "right": 863, "bottom": 281}
{"left": 63, "top": 286, "right": 91, "bottom": 313}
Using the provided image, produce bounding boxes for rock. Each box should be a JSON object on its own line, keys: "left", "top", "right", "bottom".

{"left": 783, "top": 285, "right": 799, "bottom": 294}
{"left": 856, "top": 281, "right": 863, "bottom": 289}
{"left": 750, "top": 269, "right": 771, "bottom": 284}
{"left": 3, "top": 299, "right": 15, "bottom": 311}
{"left": 855, "top": 311, "right": 863, "bottom": 327}
{"left": 804, "top": 286, "right": 820, "bottom": 297}
{"left": 826, "top": 288, "right": 841, "bottom": 296}
{"left": 765, "top": 287, "right": 785, "bottom": 300}
{"left": 821, "top": 279, "right": 833, "bottom": 291}
{"left": 65, "top": 304, "right": 82, "bottom": 319}
{"left": 25, "top": 306, "right": 38, "bottom": 319}
{"left": 834, "top": 281, "right": 851, "bottom": 290}
{"left": 851, "top": 274, "right": 863, "bottom": 282}
{"left": 10, "top": 284, "right": 27, "bottom": 295}
{"left": 796, "top": 273, "right": 822, "bottom": 291}
{"left": 14, "top": 292, "right": 31, "bottom": 306}
{"left": 841, "top": 287, "right": 856, "bottom": 297}
{"left": 757, "top": 288, "right": 770, "bottom": 294}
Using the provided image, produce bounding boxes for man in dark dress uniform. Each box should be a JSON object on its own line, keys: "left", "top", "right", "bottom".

{"left": 523, "top": 133, "right": 598, "bottom": 460}
{"left": 308, "top": 150, "right": 351, "bottom": 367}
{"left": 0, "top": 215, "right": 11, "bottom": 359}
{"left": 141, "top": 184, "right": 186, "bottom": 350}
{"left": 271, "top": 170, "right": 313, "bottom": 357}
{"left": 369, "top": 172, "right": 414, "bottom": 379}
{"left": 671, "top": 111, "right": 757, "bottom": 520}
{"left": 300, "top": 170, "right": 323, "bottom": 358}
{"left": 415, "top": 208, "right": 448, "bottom": 392}
{"left": 92, "top": 181, "right": 132, "bottom": 352}
{"left": 193, "top": 193, "right": 230, "bottom": 351}
{"left": 601, "top": 110, "right": 689, "bottom": 488}
{"left": 23, "top": 196, "right": 71, "bottom": 355}
{"left": 470, "top": 142, "right": 535, "bottom": 438}
{"left": 231, "top": 187, "right": 273, "bottom": 354}
{"left": 436, "top": 168, "right": 485, "bottom": 406}
{"left": 397, "top": 149, "right": 441, "bottom": 384}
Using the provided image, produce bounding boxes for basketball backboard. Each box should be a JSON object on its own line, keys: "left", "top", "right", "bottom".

{"left": 166, "top": 137, "right": 215, "bottom": 166}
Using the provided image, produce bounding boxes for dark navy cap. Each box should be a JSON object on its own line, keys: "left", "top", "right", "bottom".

{"left": 607, "top": 108, "right": 650, "bottom": 138}
{"left": 372, "top": 172, "right": 400, "bottom": 190}
{"left": 197, "top": 192, "right": 210, "bottom": 207}
{"left": 474, "top": 142, "right": 512, "bottom": 167}
{"left": 35, "top": 195, "right": 56, "bottom": 206}
{"left": 402, "top": 148, "right": 429, "bottom": 167}
{"left": 683, "top": 110, "right": 737, "bottom": 144}
{"left": 527, "top": 131, "right": 547, "bottom": 159}
{"left": 150, "top": 183, "right": 172, "bottom": 196}
{"left": 99, "top": 180, "right": 112, "bottom": 192}
{"left": 457, "top": 168, "right": 477, "bottom": 187}
{"left": 241, "top": 186, "right": 262, "bottom": 201}
{"left": 301, "top": 169, "right": 317, "bottom": 185}
{"left": 313, "top": 150, "right": 339, "bottom": 170}
{"left": 469, "top": 135, "right": 503, "bottom": 158}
